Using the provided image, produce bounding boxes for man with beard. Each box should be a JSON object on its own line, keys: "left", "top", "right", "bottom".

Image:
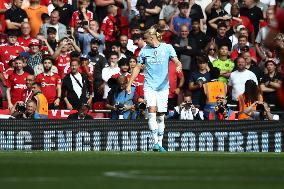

{"left": 35, "top": 56, "right": 61, "bottom": 109}
{"left": 21, "top": 74, "right": 35, "bottom": 103}
{"left": 119, "top": 35, "right": 133, "bottom": 59}
{"left": 87, "top": 38, "right": 107, "bottom": 103}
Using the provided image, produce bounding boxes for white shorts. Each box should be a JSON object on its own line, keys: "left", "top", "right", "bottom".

{"left": 144, "top": 88, "right": 169, "bottom": 113}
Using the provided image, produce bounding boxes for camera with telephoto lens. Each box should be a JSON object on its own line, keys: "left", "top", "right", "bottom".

{"left": 181, "top": 101, "right": 193, "bottom": 110}
{"left": 216, "top": 101, "right": 226, "bottom": 113}
{"left": 115, "top": 103, "right": 125, "bottom": 115}
{"left": 16, "top": 103, "right": 26, "bottom": 113}
{"left": 81, "top": 20, "right": 89, "bottom": 27}
{"left": 136, "top": 102, "right": 146, "bottom": 110}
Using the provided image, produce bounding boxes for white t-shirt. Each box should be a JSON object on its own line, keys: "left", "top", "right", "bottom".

{"left": 260, "top": 0, "right": 276, "bottom": 6}
{"left": 228, "top": 69, "right": 258, "bottom": 101}
{"left": 102, "top": 65, "right": 120, "bottom": 99}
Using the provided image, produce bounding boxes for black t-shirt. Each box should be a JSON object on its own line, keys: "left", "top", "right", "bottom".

{"left": 136, "top": 0, "right": 162, "bottom": 28}
{"left": 206, "top": 9, "right": 227, "bottom": 37}
{"left": 4, "top": 6, "right": 28, "bottom": 36}
{"left": 189, "top": 4, "right": 204, "bottom": 20}
{"left": 248, "top": 63, "right": 263, "bottom": 82}
{"left": 261, "top": 72, "right": 282, "bottom": 108}
{"left": 54, "top": 4, "right": 75, "bottom": 27}
{"left": 189, "top": 31, "right": 209, "bottom": 51}
{"left": 240, "top": 6, "right": 263, "bottom": 35}
{"left": 214, "top": 35, "right": 232, "bottom": 50}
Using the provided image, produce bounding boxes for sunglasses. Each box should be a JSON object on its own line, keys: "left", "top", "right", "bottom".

{"left": 209, "top": 48, "right": 216, "bottom": 51}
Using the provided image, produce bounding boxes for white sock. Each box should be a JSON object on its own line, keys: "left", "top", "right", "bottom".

{"left": 157, "top": 115, "right": 165, "bottom": 146}
{"left": 148, "top": 113, "right": 158, "bottom": 144}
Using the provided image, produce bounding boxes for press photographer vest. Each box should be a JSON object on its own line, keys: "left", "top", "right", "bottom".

{"left": 238, "top": 94, "right": 263, "bottom": 120}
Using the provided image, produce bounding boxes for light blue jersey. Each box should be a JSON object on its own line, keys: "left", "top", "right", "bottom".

{"left": 138, "top": 43, "right": 177, "bottom": 91}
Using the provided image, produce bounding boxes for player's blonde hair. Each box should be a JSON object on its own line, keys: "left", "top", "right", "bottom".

{"left": 145, "top": 27, "right": 162, "bottom": 42}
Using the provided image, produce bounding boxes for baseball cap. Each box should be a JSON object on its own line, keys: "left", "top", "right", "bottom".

{"left": 90, "top": 38, "right": 101, "bottom": 45}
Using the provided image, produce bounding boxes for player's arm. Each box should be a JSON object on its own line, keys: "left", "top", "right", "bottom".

{"left": 126, "top": 63, "right": 142, "bottom": 94}
{"left": 54, "top": 83, "right": 62, "bottom": 106}
{"left": 171, "top": 57, "right": 182, "bottom": 73}
{"left": 6, "top": 87, "right": 13, "bottom": 110}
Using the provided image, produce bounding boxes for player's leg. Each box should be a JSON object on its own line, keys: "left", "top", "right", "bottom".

{"left": 156, "top": 89, "right": 169, "bottom": 152}
{"left": 144, "top": 89, "right": 159, "bottom": 151}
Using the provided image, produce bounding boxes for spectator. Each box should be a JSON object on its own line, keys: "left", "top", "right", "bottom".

{"left": 102, "top": 52, "right": 120, "bottom": 99}
{"left": 202, "top": 67, "right": 227, "bottom": 120}
{"left": 128, "top": 56, "right": 144, "bottom": 99}
{"left": 6, "top": 56, "right": 30, "bottom": 110}
{"left": 208, "top": 15, "right": 237, "bottom": 36}
{"left": 111, "top": 41, "right": 127, "bottom": 60}
{"left": 61, "top": 58, "right": 92, "bottom": 110}
{"left": 45, "top": 27, "right": 57, "bottom": 52}
{"left": 76, "top": 20, "right": 105, "bottom": 55}
{"left": 190, "top": 19, "right": 209, "bottom": 51}
{"left": 31, "top": 82, "right": 48, "bottom": 119}
{"left": 21, "top": 74, "right": 35, "bottom": 103}
{"left": 204, "top": 41, "right": 218, "bottom": 65}
{"left": 210, "top": 94, "right": 236, "bottom": 120}
{"left": 0, "top": 30, "right": 25, "bottom": 69}
{"left": 159, "top": 0, "right": 179, "bottom": 24}
{"left": 205, "top": 0, "right": 228, "bottom": 38}
{"left": 213, "top": 22, "right": 232, "bottom": 50}
{"left": 5, "top": 0, "right": 28, "bottom": 36}
{"left": 17, "top": 22, "right": 36, "bottom": 51}
{"left": 157, "top": 19, "right": 173, "bottom": 44}
{"left": 136, "top": 0, "right": 162, "bottom": 30}
{"left": 130, "top": 4, "right": 147, "bottom": 31}
{"left": 172, "top": 24, "right": 197, "bottom": 85}
{"left": 70, "top": 0, "right": 93, "bottom": 35}
{"left": 67, "top": 103, "right": 93, "bottom": 119}
{"left": 10, "top": 100, "right": 36, "bottom": 119}
{"left": 35, "top": 56, "right": 61, "bottom": 109}
{"left": 26, "top": 39, "right": 43, "bottom": 70}
{"left": 187, "top": 0, "right": 204, "bottom": 31}
{"left": 228, "top": 57, "right": 258, "bottom": 102}
{"left": 132, "top": 33, "right": 146, "bottom": 58}
{"left": 52, "top": 38, "right": 71, "bottom": 78}
{"left": 189, "top": 55, "right": 211, "bottom": 106}
{"left": 106, "top": 75, "right": 136, "bottom": 119}
{"left": 212, "top": 44, "right": 234, "bottom": 83}
{"left": 170, "top": 1, "right": 192, "bottom": 35}
{"left": 240, "top": 0, "right": 264, "bottom": 36}
{"left": 119, "top": 35, "right": 134, "bottom": 59}
{"left": 127, "top": 24, "right": 141, "bottom": 53}
{"left": 101, "top": 4, "right": 119, "bottom": 48}
{"left": 40, "top": 10, "right": 67, "bottom": 40}
{"left": 52, "top": 0, "right": 74, "bottom": 27}
{"left": 87, "top": 38, "right": 107, "bottom": 103}
{"left": 231, "top": 35, "right": 257, "bottom": 62}
{"left": 171, "top": 90, "right": 203, "bottom": 120}
{"left": 238, "top": 79, "right": 263, "bottom": 120}
{"left": 111, "top": 58, "right": 130, "bottom": 79}
{"left": 168, "top": 60, "right": 184, "bottom": 111}
{"left": 41, "top": 13, "right": 50, "bottom": 24}
{"left": 260, "top": 59, "right": 282, "bottom": 110}
{"left": 0, "top": 0, "right": 11, "bottom": 33}
{"left": 242, "top": 51, "right": 263, "bottom": 82}
{"left": 25, "top": 0, "right": 48, "bottom": 37}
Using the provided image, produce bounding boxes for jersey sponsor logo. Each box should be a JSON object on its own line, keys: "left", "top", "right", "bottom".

{"left": 14, "top": 84, "right": 27, "bottom": 89}
{"left": 41, "top": 82, "right": 56, "bottom": 87}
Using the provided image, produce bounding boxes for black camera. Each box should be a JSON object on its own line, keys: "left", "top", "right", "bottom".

{"left": 115, "top": 103, "right": 125, "bottom": 115}
{"left": 256, "top": 103, "right": 265, "bottom": 112}
{"left": 181, "top": 101, "right": 192, "bottom": 109}
{"left": 16, "top": 103, "right": 26, "bottom": 113}
{"left": 216, "top": 102, "right": 226, "bottom": 113}
{"left": 136, "top": 102, "right": 146, "bottom": 110}
{"left": 81, "top": 20, "right": 89, "bottom": 27}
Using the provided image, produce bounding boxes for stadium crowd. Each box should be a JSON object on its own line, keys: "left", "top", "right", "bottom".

{"left": 0, "top": 0, "right": 283, "bottom": 120}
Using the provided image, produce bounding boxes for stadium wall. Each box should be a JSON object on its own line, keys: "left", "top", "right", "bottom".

{"left": 0, "top": 120, "right": 283, "bottom": 152}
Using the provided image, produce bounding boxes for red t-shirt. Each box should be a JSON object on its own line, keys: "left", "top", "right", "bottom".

{"left": 40, "top": 0, "right": 52, "bottom": 6}
{"left": 230, "top": 48, "right": 257, "bottom": 62}
{"left": 230, "top": 16, "right": 254, "bottom": 33}
{"left": 132, "top": 73, "right": 144, "bottom": 98}
{"left": 134, "top": 47, "right": 141, "bottom": 58}
{"left": 36, "top": 73, "right": 62, "bottom": 104}
{"left": 6, "top": 72, "right": 29, "bottom": 104}
{"left": 168, "top": 61, "right": 183, "bottom": 98}
{"left": 0, "top": 0, "right": 10, "bottom": 33}
{"left": 0, "top": 44, "right": 25, "bottom": 69}
{"left": 70, "top": 10, "right": 93, "bottom": 28}
{"left": 111, "top": 72, "right": 131, "bottom": 79}
{"left": 55, "top": 53, "right": 71, "bottom": 79}
{"left": 17, "top": 36, "right": 36, "bottom": 49}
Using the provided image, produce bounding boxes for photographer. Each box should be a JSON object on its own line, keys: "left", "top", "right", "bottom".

{"left": 171, "top": 91, "right": 203, "bottom": 120}
{"left": 135, "top": 97, "right": 147, "bottom": 119}
{"left": 10, "top": 100, "right": 36, "bottom": 119}
{"left": 106, "top": 75, "right": 136, "bottom": 119}
{"left": 210, "top": 94, "right": 236, "bottom": 120}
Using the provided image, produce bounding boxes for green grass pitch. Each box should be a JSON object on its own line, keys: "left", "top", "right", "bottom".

{"left": 0, "top": 152, "right": 284, "bottom": 189}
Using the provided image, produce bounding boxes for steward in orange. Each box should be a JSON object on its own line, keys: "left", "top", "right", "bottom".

{"left": 31, "top": 82, "right": 48, "bottom": 119}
